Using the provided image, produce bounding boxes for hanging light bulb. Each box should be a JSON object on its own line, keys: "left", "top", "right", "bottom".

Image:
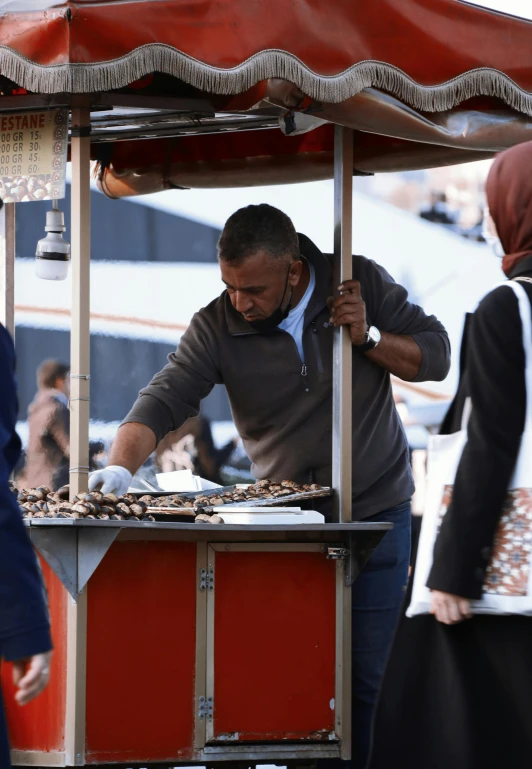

{"left": 35, "top": 200, "right": 70, "bottom": 280}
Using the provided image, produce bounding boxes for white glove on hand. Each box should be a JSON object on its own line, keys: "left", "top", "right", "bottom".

{"left": 89, "top": 465, "right": 132, "bottom": 496}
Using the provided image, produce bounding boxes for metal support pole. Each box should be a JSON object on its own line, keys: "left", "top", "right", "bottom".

{"left": 332, "top": 126, "right": 353, "bottom": 524}
{"left": 70, "top": 104, "right": 91, "bottom": 499}
{"left": 65, "top": 590, "right": 88, "bottom": 766}
{"left": 0, "top": 202, "right": 16, "bottom": 338}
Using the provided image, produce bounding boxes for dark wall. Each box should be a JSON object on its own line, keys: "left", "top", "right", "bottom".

{"left": 15, "top": 327, "right": 232, "bottom": 425}
{"left": 15, "top": 187, "right": 232, "bottom": 428}
{"left": 16, "top": 184, "right": 221, "bottom": 263}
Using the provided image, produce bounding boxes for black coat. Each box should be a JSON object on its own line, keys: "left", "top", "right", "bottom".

{"left": 369, "top": 261, "right": 532, "bottom": 769}
{"left": 0, "top": 324, "right": 52, "bottom": 769}
{"left": 429, "top": 256, "right": 532, "bottom": 597}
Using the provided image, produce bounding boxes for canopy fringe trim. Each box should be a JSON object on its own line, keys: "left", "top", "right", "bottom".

{"left": 1, "top": 44, "right": 532, "bottom": 115}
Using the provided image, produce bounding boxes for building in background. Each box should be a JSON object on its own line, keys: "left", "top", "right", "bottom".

{"left": 14, "top": 186, "right": 233, "bottom": 449}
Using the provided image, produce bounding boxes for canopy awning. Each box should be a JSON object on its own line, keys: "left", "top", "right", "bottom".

{"left": 1, "top": 0, "right": 531, "bottom": 112}
{"left": 1, "top": 0, "right": 531, "bottom": 193}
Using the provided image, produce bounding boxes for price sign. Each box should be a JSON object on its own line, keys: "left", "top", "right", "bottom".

{"left": 0, "top": 109, "right": 68, "bottom": 203}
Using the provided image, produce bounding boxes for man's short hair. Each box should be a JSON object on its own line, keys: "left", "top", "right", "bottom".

{"left": 37, "top": 359, "right": 69, "bottom": 390}
{"left": 218, "top": 204, "right": 300, "bottom": 264}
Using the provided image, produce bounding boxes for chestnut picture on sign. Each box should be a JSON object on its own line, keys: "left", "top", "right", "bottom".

{"left": 0, "top": 108, "right": 68, "bottom": 203}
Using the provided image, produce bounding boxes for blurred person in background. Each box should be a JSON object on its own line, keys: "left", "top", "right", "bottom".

{"left": 89, "top": 440, "right": 107, "bottom": 472}
{"left": 370, "top": 141, "right": 532, "bottom": 769}
{"left": 156, "top": 415, "right": 238, "bottom": 485}
{"left": 0, "top": 325, "right": 53, "bottom": 768}
{"left": 419, "top": 190, "right": 457, "bottom": 226}
{"left": 23, "top": 360, "right": 70, "bottom": 491}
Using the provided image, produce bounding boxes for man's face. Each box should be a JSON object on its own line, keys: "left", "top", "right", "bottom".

{"left": 220, "top": 250, "right": 303, "bottom": 323}
{"left": 56, "top": 374, "right": 70, "bottom": 397}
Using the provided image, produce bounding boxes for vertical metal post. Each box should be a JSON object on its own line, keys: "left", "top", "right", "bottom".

{"left": 65, "top": 590, "right": 88, "bottom": 766}
{"left": 332, "top": 125, "right": 353, "bottom": 523}
{"left": 70, "top": 104, "right": 91, "bottom": 499}
{"left": 0, "top": 202, "right": 16, "bottom": 338}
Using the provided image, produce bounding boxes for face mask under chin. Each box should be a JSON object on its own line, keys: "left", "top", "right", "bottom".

{"left": 247, "top": 266, "right": 293, "bottom": 332}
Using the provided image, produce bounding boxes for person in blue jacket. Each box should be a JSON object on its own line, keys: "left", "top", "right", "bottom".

{"left": 0, "top": 323, "right": 52, "bottom": 768}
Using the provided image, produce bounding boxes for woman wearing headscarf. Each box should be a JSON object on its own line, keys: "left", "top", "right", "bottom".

{"left": 369, "top": 141, "right": 532, "bottom": 769}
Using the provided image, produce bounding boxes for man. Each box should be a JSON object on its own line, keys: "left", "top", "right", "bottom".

{"left": 0, "top": 324, "right": 52, "bottom": 768}
{"left": 24, "top": 360, "right": 70, "bottom": 490}
{"left": 91, "top": 204, "right": 450, "bottom": 768}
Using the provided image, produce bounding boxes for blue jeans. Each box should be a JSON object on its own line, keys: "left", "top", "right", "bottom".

{"left": 320, "top": 500, "right": 411, "bottom": 769}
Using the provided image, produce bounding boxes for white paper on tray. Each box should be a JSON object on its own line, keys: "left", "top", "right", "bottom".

{"left": 213, "top": 505, "right": 302, "bottom": 513}
{"left": 198, "top": 477, "right": 223, "bottom": 490}
{"left": 155, "top": 469, "right": 222, "bottom": 492}
{"left": 216, "top": 509, "right": 324, "bottom": 525}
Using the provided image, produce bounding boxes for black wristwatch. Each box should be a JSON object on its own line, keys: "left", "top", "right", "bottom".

{"left": 354, "top": 325, "right": 381, "bottom": 352}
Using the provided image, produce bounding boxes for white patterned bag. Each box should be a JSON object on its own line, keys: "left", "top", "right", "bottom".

{"left": 408, "top": 279, "right": 532, "bottom": 616}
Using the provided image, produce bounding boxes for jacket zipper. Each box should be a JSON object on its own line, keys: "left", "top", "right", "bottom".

{"left": 310, "top": 321, "right": 324, "bottom": 376}
{"left": 232, "top": 310, "right": 327, "bottom": 391}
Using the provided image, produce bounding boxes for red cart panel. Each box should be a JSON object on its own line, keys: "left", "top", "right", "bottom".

{"left": 210, "top": 548, "right": 337, "bottom": 742}
{"left": 85, "top": 541, "right": 197, "bottom": 763}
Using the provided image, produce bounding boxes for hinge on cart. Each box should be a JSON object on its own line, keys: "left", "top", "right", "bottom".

{"left": 326, "top": 541, "right": 356, "bottom": 586}
{"left": 199, "top": 567, "right": 215, "bottom": 591}
{"left": 326, "top": 547, "right": 349, "bottom": 560}
{"left": 198, "top": 695, "right": 214, "bottom": 720}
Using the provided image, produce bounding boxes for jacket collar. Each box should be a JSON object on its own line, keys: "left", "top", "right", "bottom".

{"left": 509, "top": 254, "right": 532, "bottom": 280}
{"left": 225, "top": 233, "right": 332, "bottom": 336}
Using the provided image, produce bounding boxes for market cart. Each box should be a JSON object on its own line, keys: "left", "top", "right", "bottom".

{"left": 0, "top": 1, "right": 532, "bottom": 767}
{"left": 3, "top": 517, "right": 388, "bottom": 767}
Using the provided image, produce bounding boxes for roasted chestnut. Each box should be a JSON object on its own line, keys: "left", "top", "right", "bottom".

{"left": 57, "top": 485, "right": 70, "bottom": 500}
{"left": 102, "top": 493, "right": 119, "bottom": 506}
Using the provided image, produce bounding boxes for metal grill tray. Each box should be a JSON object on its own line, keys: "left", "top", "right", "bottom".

{"left": 135, "top": 485, "right": 332, "bottom": 514}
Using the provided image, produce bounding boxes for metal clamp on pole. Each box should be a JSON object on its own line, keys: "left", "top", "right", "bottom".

{"left": 70, "top": 374, "right": 91, "bottom": 380}
{"left": 69, "top": 466, "right": 90, "bottom": 473}
{"left": 70, "top": 125, "right": 92, "bottom": 138}
{"left": 326, "top": 547, "right": 349, "bottom": 560}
